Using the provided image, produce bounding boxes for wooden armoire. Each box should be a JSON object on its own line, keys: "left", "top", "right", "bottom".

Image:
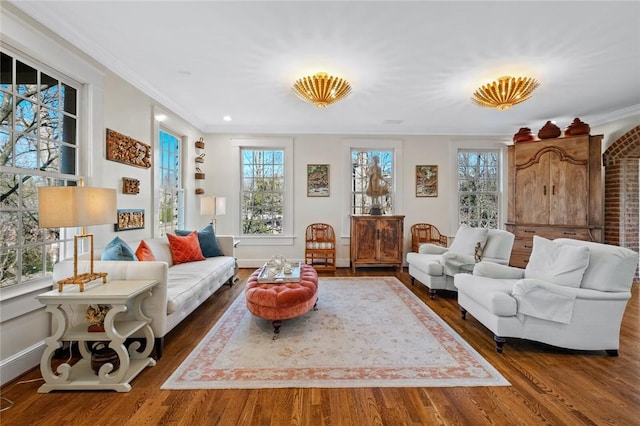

{"left": 505, "top": 134, "right": 603, "bottom": 268}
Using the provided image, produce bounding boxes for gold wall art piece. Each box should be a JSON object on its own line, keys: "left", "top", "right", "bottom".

{"left": 114, "top": 209, "right": 145, "bottom": 231}
{"left": 106, "top": 128, "right": 152, "bottom": 168}
{"left": 122, "top": 177, "right": 140, "bottom": 194}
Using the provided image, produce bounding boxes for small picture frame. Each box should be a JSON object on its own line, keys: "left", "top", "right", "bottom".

{"left": 416, "top": 165, "right": 438, "bottom": 197}
{"left": 307, "top": 164, "right": 330, "bottom": 197}
{"left": 114, "top": 209, "right": 145, "bottom": 231}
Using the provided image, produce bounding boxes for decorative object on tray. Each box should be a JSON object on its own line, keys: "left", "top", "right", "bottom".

{"left": 122, "top": 177, "right": 140, "bottom": 194}
{"left": 564, "top": 117, "right": 590, "bottom": 136}
{"left": 114, "top": 209, "right": 145, "bottom": 231}
{"left": 537, "top": 120, "right": 561, "bottom": 139}
{"left": 513, "top": 127, "right": 535, "bottom": 143}
{"left": 90, "top": 342, "right": 120, "bottom": 375}
{"left": 86, "top": 304, "right": 111, "bottom": 332}
{"left": 257, "top": 256, "right": 301, "bottom": 283}
{"left": 106, "top": 128, "right": 152, "bottom": 168}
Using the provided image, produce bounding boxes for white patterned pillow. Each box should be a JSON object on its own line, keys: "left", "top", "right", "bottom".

{"left": 525, "top": 236, "right": 590, "bottom": 288}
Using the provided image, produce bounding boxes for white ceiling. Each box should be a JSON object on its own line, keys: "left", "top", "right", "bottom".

{"left": 7, "top": 1, "right": 640, "bottom": 137}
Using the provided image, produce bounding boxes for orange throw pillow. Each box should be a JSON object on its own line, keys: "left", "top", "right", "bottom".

{"left": 135, "top": 240, "right": 156, "bottom": 261}
{"left": 167, "top": 231, "right": 205, "bottom": 264}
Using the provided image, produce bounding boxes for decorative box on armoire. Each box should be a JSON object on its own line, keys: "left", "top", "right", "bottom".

{"left": 506, "top": 134, "right": 603, "bottom": 268}
{"left": 350, "top": 215, "right": 405, "bottom": 272}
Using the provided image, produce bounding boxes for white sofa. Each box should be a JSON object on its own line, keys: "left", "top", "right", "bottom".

{"left": 454, "top": 237, "right": 639, "bottom": 355}
{"left": 51, "top": 235, "right": 236, "bottom": 358}
{"left": 406, "top": 225, "right": 515, "bottom": 299}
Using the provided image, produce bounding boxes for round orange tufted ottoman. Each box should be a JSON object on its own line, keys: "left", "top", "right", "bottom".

{"left": 245, "top": 264, "right": 319, "bottom": 338}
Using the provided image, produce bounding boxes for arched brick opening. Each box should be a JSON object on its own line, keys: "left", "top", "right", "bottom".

{"left": 602, "top": 125, "right": 640, "bottom": 278}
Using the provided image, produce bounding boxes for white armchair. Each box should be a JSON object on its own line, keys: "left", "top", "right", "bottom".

{"left": 454, "top": 236, "right": 639, "bottom": 355}
{"left": 406, "top": 225, "right": 515, "bottom": 299}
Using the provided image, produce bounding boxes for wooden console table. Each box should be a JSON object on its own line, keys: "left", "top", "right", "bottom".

{"left": 36, "top": 279, "right": 158, "bottom": 393}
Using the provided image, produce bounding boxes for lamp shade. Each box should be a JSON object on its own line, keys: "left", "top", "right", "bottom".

{"left": 200, "top": 196, "right": 226, "bottom": 216}
{"left": 200, "top": 196, "right": 216, "bottom": 216}
{"left": 38, "top": 186, "right": 117, "bottom": 228}
{"left": 215, "top": 197, "right": 226, "bottom": 216}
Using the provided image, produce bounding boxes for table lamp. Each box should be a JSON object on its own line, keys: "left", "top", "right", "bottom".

{"left": 38, "top": 185, "right": 117, "bottom": 292}
{"left": 200, "top": 196, "right": 226, "bottom": 230}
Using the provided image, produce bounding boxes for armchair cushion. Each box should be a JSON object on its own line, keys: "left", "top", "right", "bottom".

{"left": 473, "top": 261, "right": 525, "bottom": 279}
{"left": 525, "top": 236, "right": 590, "bottom": 288}
{"left": 418, "top": 243, "right": 448, "bottom": 255}
{"left": 513, "top": 278, "right": 578, "bottom": 324}
{"left": 449, "top": 224, "right": 488, "bottom": 256}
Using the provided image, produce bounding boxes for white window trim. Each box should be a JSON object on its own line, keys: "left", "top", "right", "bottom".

{"left": 231, "top": 137, "right": 294, "bottom": 246}
{"left": 0, "top": 11, "right": 104, "bottom": 300}
{"left": 448, "top": 139, "right": 509, "bottom": 236}
{"left": 341, "top": 138, "right": 404, "bottom": 239}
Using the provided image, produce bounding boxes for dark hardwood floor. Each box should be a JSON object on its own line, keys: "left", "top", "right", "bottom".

{"left": 1, "top": 268, "right": 638, "bottom": 425}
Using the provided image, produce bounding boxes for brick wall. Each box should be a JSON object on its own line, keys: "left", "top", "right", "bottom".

{"left": 602, "top": 125, "right": 640, "bottom": 277}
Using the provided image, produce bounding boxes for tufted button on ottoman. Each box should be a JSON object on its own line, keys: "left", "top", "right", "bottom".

{"left": 245, "top": 264, "right": 319, "bottom": 338}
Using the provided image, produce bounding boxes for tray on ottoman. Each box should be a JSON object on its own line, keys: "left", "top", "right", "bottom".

{"left": 257, "top": 262, "right": 302, "bottom": 283}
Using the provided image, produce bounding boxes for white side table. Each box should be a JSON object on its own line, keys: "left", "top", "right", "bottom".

{"left": 36, "top": 279, "right": 158, "bottom": 393}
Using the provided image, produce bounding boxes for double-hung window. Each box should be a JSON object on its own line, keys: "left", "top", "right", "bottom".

{"left": 457, "top": 150, "right": 500, "bottom": 228}
{"left": 0, "top": 50, "right": 80, "bottom": 288}
{"left": 351, "top": 149, "right": 394, "bottom": 215}
{"left": 157, "top": 128, "right": 184, "bottom": 236}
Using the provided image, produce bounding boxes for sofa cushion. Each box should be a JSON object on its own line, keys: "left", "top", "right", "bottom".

{"left": 101, "top": 237, "right": 137, "bottom": 261}
{"left": 135, "top": 240, "right": 156, "bottom": 261}
{"left": 176, "top": 224, "right": 224, "bottom": 257}
{"left": 167, "top": 231, "right": 206, "bottom": 264}
{"left": 525, "top": 236, "right": 590, "bottom": 288}
{"left": 449, "top": 225, "right": 489, "bottom": 256}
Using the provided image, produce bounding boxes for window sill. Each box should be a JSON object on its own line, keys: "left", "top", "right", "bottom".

{"left": 0, "top": 277, "right": 53, "bottom": 302}
{"left": 236, "top": 235, "right": 295, "bottom": 246}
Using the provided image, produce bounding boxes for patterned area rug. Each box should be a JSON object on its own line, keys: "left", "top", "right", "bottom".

{"left": 162, "top": 277, "right": 509, "bottom": 389}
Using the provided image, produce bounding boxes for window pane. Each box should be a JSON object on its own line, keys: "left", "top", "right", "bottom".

{"left": 16, "top": 60, "right": 37, "bottom": 95}
{"left": 15, "top": 98, "right": 37, "bottom": 133}
{"left": 0, "top": 248, "right": 18, "bottom": 287}
{"left": 0, "top": 130, "right": 12, "bottom": 167}
{"left": 14, "top": 134, "right": 38, "bottom": 169}
{"left": 1, "top": 52, "right": 13, "bottom": 90}
{"left": 61, "top": 83, "right": 77, "bottom": 114}
{"left": 40, "top": 73, "right": 59, "bottom": 106}
{"left": 39, "top": 105, "right": 59, "bottom": 140}
{"left": 1, "top": 92, "right": 12, "bottom": 128}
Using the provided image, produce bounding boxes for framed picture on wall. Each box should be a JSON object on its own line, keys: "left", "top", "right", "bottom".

{"left": 307, "top": 164, "right": 330, "bottom": 197}
{"left": 114, "top": 209, "right": 145, "bottom": 231}
{"left": 416, "top": 165, "right": 438, "bottom": 197}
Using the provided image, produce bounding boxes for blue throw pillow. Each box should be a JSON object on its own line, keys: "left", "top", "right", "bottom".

{"left": 175, "top": 224, "right": 223, "bottom": 257}
{"left": 101, "top": 236, "right": 138, "bottom": 261}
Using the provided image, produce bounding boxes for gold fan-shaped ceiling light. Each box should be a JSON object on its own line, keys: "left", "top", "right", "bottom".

{"left": 471, "top": 76, "right": 540, "bottom": 110}
{"left": 292, "top": 72, "right": 352, "bottom": 108}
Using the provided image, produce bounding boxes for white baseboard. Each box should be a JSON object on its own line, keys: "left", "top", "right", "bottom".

{"left": 0, "top": 341, "right": 45, "bottom": 386}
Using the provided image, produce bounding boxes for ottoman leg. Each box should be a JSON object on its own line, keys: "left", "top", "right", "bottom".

{"left": 272, "top": 320, "right": 282, "bottom": 340}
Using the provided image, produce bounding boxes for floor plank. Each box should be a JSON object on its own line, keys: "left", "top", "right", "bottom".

{"left": 1, "top": 268, "right": 638, "bottom": 425}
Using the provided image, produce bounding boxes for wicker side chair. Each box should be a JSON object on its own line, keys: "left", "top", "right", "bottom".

{"left": 410, "top": 223, "right": 448, "bottom": 253}
{"left": 304, "top": 223, "right": 336, "bottom": 271}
